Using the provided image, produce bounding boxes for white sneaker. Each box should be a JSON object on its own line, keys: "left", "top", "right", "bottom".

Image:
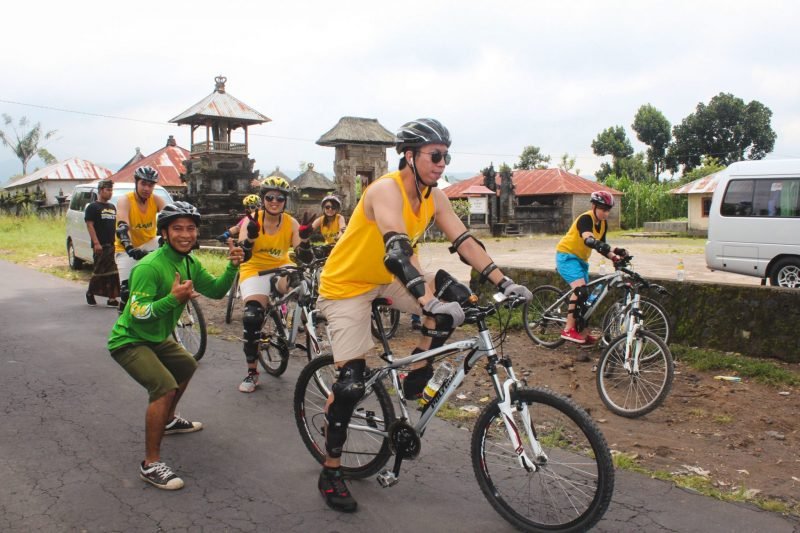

{"left": 239, "top": 371, "right": 259, "bottom": 393}
{"left": 139, "top": 461, "right": 184, "bottom": 490}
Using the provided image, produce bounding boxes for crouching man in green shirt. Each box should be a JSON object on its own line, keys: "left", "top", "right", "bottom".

{"left": 108, "top": 202, "right": 244, "bottom": 490}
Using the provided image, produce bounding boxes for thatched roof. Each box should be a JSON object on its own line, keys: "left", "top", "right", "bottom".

{"left": 292, "top": 163, "right": 335, "bottom": 191}
{"left": 316, "top": 117, "right": 395, "bottom": 147}
{"left": 265, "top": 167, "right": 291, "bottom": 181}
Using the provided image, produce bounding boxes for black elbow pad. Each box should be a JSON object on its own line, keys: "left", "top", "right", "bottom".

{"left": 116, "top": 221, "right": 132, "bottom": 249}
{"left": 584, "top": 236, "right": 610, "bottom": 255}
{"left": 383, "top": 232, "right": 426, "bottom": 298}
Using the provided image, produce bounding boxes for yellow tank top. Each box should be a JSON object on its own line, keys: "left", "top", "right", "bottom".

{"left": 556, "top": 210, "right": 606, "bottom": 261}
{"left": 320, "top": 171, "right": 434, "bottom": 299}
{"left": 239, "top": 211, "right": 295, "bottom": 282}
{"left": 317, "top": 215, "right": 341, "bottom": 244}
{"left": 115, "top": 192, "right": 158, "bottom": 252}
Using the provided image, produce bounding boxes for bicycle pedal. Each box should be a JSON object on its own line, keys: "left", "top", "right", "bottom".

{"left": 376, "top": 470, "right": 399, "bottom": 488}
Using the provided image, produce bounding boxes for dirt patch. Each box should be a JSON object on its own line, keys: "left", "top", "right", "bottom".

{"left": 198, "top": 293, "right": 799, "bottom": 511}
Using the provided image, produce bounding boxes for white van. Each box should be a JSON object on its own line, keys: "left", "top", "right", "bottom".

{"left": 65, "top": 181, "right": 172, "bottom": 269}
{"left": 705, "top": 159, "right": 800, "bottom": 288}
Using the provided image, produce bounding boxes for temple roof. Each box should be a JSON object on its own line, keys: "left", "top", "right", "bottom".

{"left": 316, "top": 116, "right": 395, "bottom": 147}
{"left": 169, "top": 76, "right": 271, "bottom": 127}
{"left": 292, "top": 163, "right": 335, "bottom": 190}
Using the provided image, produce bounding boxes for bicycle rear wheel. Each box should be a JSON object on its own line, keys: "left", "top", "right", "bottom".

{"left": 523, "top": 285, "right": 566, "bottom": 348}
{"left": 596, "top": 330, "right": 674, "bottom": 418}
{"left": 225, "top": 272, "right": 239, "bottom": 324}
{"left": 259, "top": 308, "right": 289, "bottom": 377}
{"left": 173, "top": 298, "right": 207, "bottom": 361}
{"left": 294, "top": 355, "right": 395, "bottom": 479}
{"left": 370, "top": 305, "right": 400, "bottom": 340}
{"left": 471, "top": 387, "right": 614, "bottom": 532}
{"left": 601, "top": 296, "right": 671, "bottom": 345}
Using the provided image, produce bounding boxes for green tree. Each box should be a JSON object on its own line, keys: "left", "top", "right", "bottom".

{"left": 0, "top": 115, "right": 57, "bottom": 175}
{"left": 674, "top": 156, "right": 725, "bottom": 186}
{"left": 632, "top": 104, "right": 671, "bottom": 179}
{"left": 669, "top": 92, "right": 776, "bottom": 171}
{"left": 557, "top": 153, "right": 579, "bottom": 175}
{"left": 591, "top": 126, "right": 634, "bottom": 180}
{"left": 514, "top": 145, "right": 550, "bottom": 170}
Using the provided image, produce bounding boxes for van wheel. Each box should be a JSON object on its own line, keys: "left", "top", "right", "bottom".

{"left": 770, "top": 258, "right": 800, "bottom": 288}
{"left": 67, "top": 240, "right": 84, "bottom": 270}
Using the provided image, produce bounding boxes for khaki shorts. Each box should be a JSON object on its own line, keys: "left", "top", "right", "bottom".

{"left": 116, "top": 237, "right": 160, "bottom": 282}
{"left": 110, "top": 339, "right": 197, "bottom": 402}
{"left": 317, "top": 278, "right": 426, "bottom": 363}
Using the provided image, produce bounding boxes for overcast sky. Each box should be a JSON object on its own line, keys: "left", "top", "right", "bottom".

{"left": 2, "top": 0, "right": 799, "bottom": 182}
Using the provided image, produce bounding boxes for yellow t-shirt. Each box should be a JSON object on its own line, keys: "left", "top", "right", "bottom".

{"left": 239, "top": 211, "right": 295, "bottom": 282}
{"left": 316, "top": 215, "right": 342, "bottom": 244}
{"left": 320, "top": 171, "right": 434, "bottom": 299}
{"left": 115, "top": 192, "right": 158, "bottom": 252}
{"left": 556, "top": 210, "right": 606, "bottom": 261}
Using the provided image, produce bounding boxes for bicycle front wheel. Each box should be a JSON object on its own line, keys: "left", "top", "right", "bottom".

{"left": 601, "top": 296, "right": 671, "bottom": 345}
{"left": 370, "top": 305, "right": 400, "bottom": 340}
{"left": 523, "top": 285, "right": 566, "bottom": 348}
{"left": 294, "top": 355, "right": 395, "bottom": 479}
{"left": 225, "top": 272, "right": 239, "bottom": 324}
{"left": 596, "top": 330, "right": 674, "bottom": 418}
{"left": 173, "top": 298, "right": 207, "bottom": 361}
{"left": 259, "top": 309, "right": 289, "bottom": 377}
{"left": 472, "top": 387, "right": 614, "bottom": 532}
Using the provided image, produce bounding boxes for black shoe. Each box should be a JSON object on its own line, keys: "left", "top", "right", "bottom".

{"left": 139, "top": 461, "right": 184, "bottom": 490}
{"left": 86, "top": 292, "right": 97, "bottom": 306}
{"left": 106, "top": 299, "right": 119, "bottom": 308}
{"left": 402, "top": 362, "right": 433, "bottom": 398}
{"left": 319, "top": 467, "right": 357, "bottom": 512}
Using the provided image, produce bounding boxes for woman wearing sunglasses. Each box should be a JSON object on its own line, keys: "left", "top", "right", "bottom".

{"left": 311, "top": 194, "right": 347, "bottom": 244}
{"left": 236, "top": 176, "right": 314, "bottom": 393}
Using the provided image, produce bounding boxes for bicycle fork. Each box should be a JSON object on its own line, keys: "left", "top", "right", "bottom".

{"left": 496, "top": 379, "right": 544, "bottom": 471}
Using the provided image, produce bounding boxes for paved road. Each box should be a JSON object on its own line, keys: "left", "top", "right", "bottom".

{"left": 1, "top": 261, "right": 796, "bottom": 532}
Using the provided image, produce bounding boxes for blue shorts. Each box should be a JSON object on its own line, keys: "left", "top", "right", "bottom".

{"left": 556, "top": 252, "right": 589, "bottom": 284}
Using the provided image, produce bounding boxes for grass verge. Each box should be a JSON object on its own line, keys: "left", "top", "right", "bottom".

{"left": 612, "top": 451, "right": 800, "bottom": 516}
{"left": 672, "top": 344, "right": 800, "bottom": 387}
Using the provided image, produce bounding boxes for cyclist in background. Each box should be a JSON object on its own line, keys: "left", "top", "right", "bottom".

{"left": 312, "top": 118, "right": 532, "bottom": 512}
{"left": 555, "top": 190, "right": 627, "bottom": 344}
{"left": 215, "top": 194, "right": 262, "bottom": 244}
{"left": 115, "top": 166, "right": 168, "bottom": 311}
{"left": 108, "top": 202, "right": 243, "bottom": 490}
{"left": 236, "top": 177, "right": 314, "bottom": 393}
{"left": 311, "top": 194, "right": 346, "bottom": 244}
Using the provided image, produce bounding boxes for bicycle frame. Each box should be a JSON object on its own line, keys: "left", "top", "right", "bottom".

{"left": 353, "top": 298, "right": 542, "bottom": 481}
{"left": 541, "top": 269, "right": 622, "bottom": 329}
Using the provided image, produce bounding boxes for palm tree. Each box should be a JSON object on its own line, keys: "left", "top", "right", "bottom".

{"left": 0, "top": 114, "right": 57, "bottom": 175}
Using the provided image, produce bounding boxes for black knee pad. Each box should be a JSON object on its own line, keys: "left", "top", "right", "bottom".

{"left": 570, "top": 286, "right": 588, "bottom": 317}
{"left": 242, "top": 301, "right": 265, "bottom": 363}
{"left": 325, "top": 359, "right": 366, "bottom": 458}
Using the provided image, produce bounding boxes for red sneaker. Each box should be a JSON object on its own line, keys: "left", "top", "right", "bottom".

{"left": 560, "top": 328, "right": 586, "bottom": 344}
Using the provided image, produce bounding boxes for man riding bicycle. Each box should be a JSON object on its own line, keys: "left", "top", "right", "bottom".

{"left": 237, "top": 176, "right": 314, "bottom": 393}
{"left": 555, "top": 190, "right": 627, "bottom": 344}
{"left": 115, "top": 166, "right": 168, "bottom": 311}
{"left": 313, "top": 118, "right": 532, "bottom": 512}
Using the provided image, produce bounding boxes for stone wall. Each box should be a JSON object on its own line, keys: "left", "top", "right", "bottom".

{"left": 471, "top": 267, "right": 800, "bottom": 363}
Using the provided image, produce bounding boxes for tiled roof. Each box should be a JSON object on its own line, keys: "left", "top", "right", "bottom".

{"left": 170, "top": 76, "right": 270, "bottom": 126}
{"left": 110, "top": 144, "right": 190, "bottom": 188}
{"left": 3, "top": 158, "right": 113, "bottom": 189}
{"left": 444, "top": 168, "right": 622, "bottom": 199}
{"left": 670, "top": 170, "right": 722, "bottom": 194}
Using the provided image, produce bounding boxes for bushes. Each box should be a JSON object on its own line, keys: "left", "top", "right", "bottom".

{"left": 604, "top": 175, "right": 686, "bottom": 229}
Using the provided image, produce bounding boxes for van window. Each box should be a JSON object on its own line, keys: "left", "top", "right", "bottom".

{"left": 721, "top": 178, "right": 800, "bottom": 218}
{"left": 68, "top": 189, "right": 95, "bottom": 212}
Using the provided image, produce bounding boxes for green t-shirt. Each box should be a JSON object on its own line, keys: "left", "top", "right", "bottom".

{"left": 108, "top": 244, "right": 237, "bottom": 351}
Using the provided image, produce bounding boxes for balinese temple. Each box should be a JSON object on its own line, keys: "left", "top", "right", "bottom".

{"left": 169, "top": 75, "right": 271, "bottom": 237}
{"left": 316, "top": 117, "right": 395, "bottom": 212}
{"left": 292, "top": 163, "right": 336, "bottom": 215}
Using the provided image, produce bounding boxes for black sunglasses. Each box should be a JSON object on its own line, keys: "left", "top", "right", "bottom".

{"left": 323, "top": 204, "right": 336, "bottom": 210}
{"left": 420, "top": 150, "right": 451, "bottom": 165}
{"left": 264, "top": 194, "right": 286, "bottom": 203}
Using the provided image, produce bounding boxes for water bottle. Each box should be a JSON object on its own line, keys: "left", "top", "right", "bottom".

{"left": 586, "top": 283, "right": 603, "bottom": 306}
{"left": 599, "top": 260, "right": 607, "bottom": 276}
{"left": 419, "top": 361, "right": 454, "bottom": 407}
{"left": 676, "top": 258, "right": 685, "bottom": 282}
